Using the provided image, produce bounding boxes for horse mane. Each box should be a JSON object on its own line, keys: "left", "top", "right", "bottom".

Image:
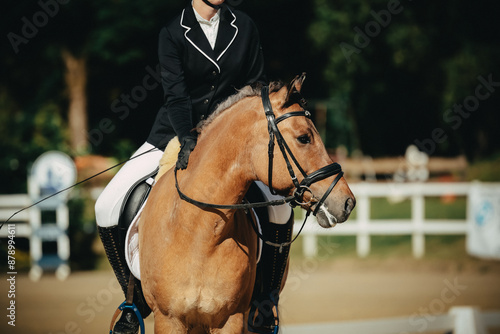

{"left": 197, "top": 81, "right": 284, "bottom": 131}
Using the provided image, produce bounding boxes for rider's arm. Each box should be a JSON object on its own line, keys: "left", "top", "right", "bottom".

{"left": 158, "top": 26, "right": 195, "bottom": 143}
{"left": 241, "top": 19, "right": 268, "bottom": 87}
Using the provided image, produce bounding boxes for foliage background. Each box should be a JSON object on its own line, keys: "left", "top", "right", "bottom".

{"left": 2, "top": 0, "right": 500, "bottom": 192}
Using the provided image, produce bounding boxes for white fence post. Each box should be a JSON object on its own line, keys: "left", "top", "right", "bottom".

{"left": 303, "top": 233, "right": 318, "bottom": 258}
{"left": 299, "top": 209, "right": 318, "bottom": 258}
{"left": 356, "top": 184, "right": 370, "bottom": 258}
{"left": 29, "top": 205, "right": 43, "bottom": 281}
{"left": 56, "top": 205, "right": 71, "bottom": 280}
{"left": 412, "top": 184, "right": 425, "bottom": 258}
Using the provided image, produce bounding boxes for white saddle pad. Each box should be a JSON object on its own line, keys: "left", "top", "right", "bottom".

{"left": 124, "top": 200, "right": 147, "bottom": 280}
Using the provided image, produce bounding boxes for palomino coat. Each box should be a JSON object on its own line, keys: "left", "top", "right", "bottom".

{"left": 147, "top": 4, "right": 267, "bottom": 148}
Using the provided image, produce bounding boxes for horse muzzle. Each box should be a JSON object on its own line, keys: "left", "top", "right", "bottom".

{"left": 303, "top": 168, "right": 356, "bottom": 228}
{"left": 315, "top": 195, "right": 355, "bottom": 228}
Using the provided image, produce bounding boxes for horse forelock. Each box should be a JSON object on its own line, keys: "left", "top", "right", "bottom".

{"left": 196, "top": 81, "right": 284, "bottom": 132}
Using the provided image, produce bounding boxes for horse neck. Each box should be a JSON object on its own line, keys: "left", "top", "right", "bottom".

{"left": 178, "top": 103, "right": 259, "bottom": 221}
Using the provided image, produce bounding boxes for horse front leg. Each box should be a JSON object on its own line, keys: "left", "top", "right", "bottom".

{"left": 154, "top": 311, "right": 188, "bottom": 334}
{"left": 210, "top": 313, "right": 245, "bottom": 334}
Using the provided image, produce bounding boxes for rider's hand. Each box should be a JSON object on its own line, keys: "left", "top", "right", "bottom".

{"left": 176, "top": 136, "right": 197, "bottom": 170}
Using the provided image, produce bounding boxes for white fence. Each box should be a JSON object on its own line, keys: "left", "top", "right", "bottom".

{"left": 0, "top": 194, "right": 71, "bottom": 280}
{"left": 294, "top": 181, "right": 500, "bottom": 258}
{"left": 0, "top": 194, "right": 32, "bottom": 238}
{"left": 282, "top": 306, "right": 500, "bottom": 334}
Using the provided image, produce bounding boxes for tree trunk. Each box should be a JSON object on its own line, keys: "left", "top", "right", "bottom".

{"left": 62, "top": 49, "right": 88, "bottom": 154}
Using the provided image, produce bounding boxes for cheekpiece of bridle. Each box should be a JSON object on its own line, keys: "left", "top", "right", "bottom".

{"left": 261, "top": 85, "right": 344, "bottom": 216}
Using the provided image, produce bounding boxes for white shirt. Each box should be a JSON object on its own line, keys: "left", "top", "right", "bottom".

{"left": 193, "top": 7, "right": 220, "bottom": 50}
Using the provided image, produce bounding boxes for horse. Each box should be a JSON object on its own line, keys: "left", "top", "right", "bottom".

{"left": 138, "top": 73, "right": 356, "bottom": 333}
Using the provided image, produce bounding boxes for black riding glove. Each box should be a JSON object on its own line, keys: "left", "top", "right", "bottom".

{"left": 176, "top": 136, "right": 197, "bottom": 170}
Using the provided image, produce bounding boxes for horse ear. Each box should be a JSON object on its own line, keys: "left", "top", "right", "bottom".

{"left": 285, "top": 72, "right": 306, "bottom": 102}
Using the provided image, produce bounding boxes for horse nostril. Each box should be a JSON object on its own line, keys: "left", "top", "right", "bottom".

{"left": 344, "top": 197, "right": 355, "bottom": 215}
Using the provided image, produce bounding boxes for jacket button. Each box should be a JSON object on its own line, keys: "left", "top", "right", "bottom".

{"left": 212, "top": 71, "right": 217, "bottom": 76}
{"left": 203, "top": 99, "right": 209, "bottom": 104}
{"left": 210, "top": 85, "right": 215, "bottom": 91}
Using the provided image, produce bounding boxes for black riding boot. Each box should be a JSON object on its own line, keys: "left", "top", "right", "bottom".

{"left": 248, "top": 213, "right": 293, "bottom": 334}
{"left": 98, "top": 226, "right": 151, "bottom": 334}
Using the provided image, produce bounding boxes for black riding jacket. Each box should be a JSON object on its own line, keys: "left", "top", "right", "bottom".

{"left": 147, "top": 4, "right": 267, "bottom": 148}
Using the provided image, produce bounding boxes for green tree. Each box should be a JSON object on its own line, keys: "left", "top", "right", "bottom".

{"left": 1, "top": 0, "right": 187, "bottom": 192}
{"left": 3, "top": 0, "right": 186, "bottom": 154}
{"left": 309, "top": 0, "right": 500, "bottom": 159}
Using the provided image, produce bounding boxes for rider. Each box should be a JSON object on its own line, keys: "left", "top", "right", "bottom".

{"left": 95, "top": 0, "right": 293, "bottom": 333}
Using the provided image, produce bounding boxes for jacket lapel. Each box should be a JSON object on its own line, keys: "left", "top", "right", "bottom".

{"left": 180, "top": 7, "right": 218, "bottom": 69}
{"left": 214, "top": 7, "right": 238, "bottom": 61}
{"left": 180, "top": 6, "right": 238, "bottom": 69}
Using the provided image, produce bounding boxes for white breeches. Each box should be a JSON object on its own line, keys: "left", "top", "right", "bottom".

{"left": 95, "top": 142, "right": 163, "bottom": 228}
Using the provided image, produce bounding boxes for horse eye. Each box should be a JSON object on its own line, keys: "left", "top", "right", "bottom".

{"left": 297, "top": 134, "right": 311, "bottom": 144}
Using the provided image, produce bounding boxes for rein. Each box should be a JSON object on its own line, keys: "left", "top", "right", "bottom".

{"left": 174, "top": 85, "right": 345, "bottom": 248}
{"left": 174, "top": 168, "right": 297, "bottom": 210}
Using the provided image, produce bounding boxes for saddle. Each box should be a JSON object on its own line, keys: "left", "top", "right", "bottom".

{"left": 121, "top": 137, "right": 181, "bottom": 279}
{"left": 121, "top": 171, "right": 156, "bottom": 281}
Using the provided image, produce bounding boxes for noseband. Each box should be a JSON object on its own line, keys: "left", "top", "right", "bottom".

{"left": 174, "top": 85, "right": 344, "bottom": 217}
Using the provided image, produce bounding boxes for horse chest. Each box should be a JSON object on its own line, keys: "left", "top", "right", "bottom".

{"left": 174, "top": 285, "right": 230, "bottom": 315}
{"left": 166, "top": 259, "right": 252, "bottom": 319}
{"left": 142, "top": 208, "right": 257, "bottom": 323}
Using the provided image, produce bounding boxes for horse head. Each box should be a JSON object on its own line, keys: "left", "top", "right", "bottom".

{"left": 251, "top": 73, "right": 356, "bottom": 227}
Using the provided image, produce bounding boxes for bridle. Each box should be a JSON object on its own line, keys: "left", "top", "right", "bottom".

{"left": 261, "top": 85, "right": 344, "bottom": 216}
{"left": 174, "top": 85, "right": 344, "bottom": 247}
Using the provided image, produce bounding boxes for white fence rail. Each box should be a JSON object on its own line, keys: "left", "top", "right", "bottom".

{"left": 0, "top": 194, "right": 71, "bottom": 280}
{"left": 294, "top": 181, "right": 500, "bottom": 258}
{"left": 282, "top": 306, "right": 500, "bottom": 334}
{"left": 0, "top": 194, "right": 32, "bottom": 238}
